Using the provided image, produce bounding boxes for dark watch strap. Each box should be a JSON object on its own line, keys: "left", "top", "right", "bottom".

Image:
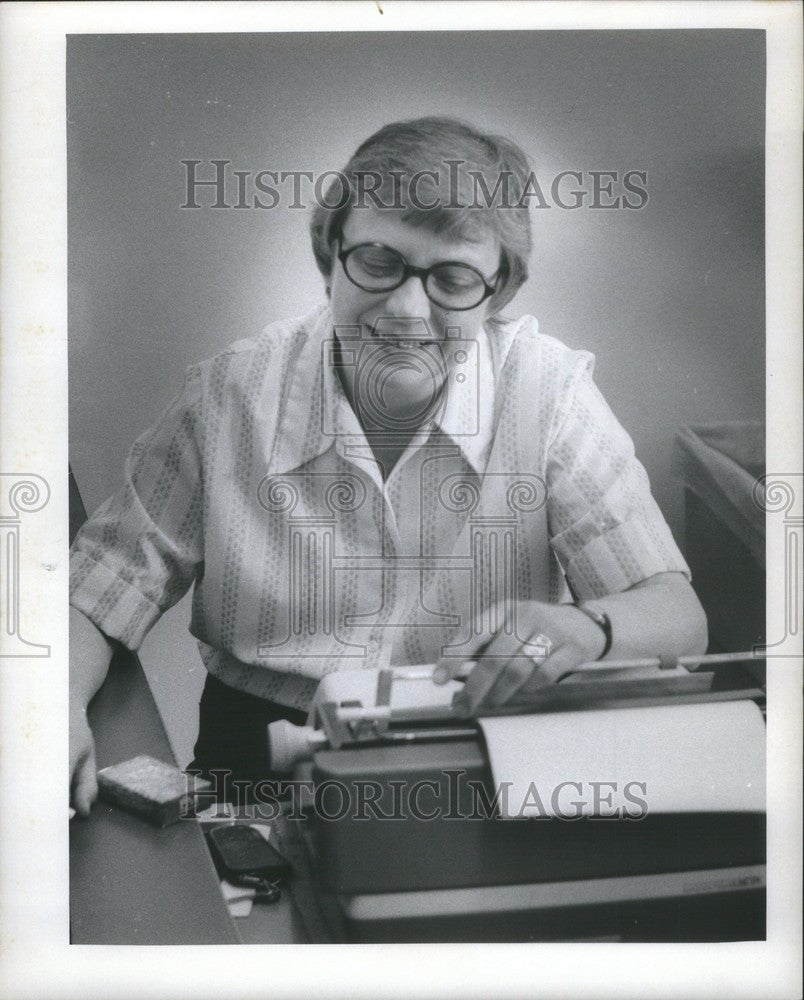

{"left": 575, "top": 604, "right": 612, "bottom": 660}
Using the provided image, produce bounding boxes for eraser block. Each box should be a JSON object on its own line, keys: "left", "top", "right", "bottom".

{"left": 97, "top": 754, "right": 211, "bottom": 827}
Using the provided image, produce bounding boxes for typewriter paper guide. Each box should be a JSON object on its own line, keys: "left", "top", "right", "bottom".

{"left": 477, "top": 699, "right": 766, "bottom": 819}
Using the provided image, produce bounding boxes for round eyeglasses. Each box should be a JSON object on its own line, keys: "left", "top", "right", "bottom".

{"left": 336, "top": 241, "right": 499, "bottom": 311}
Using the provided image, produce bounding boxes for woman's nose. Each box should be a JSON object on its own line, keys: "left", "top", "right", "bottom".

{"left": 382, "top": 275, "right": 432, "bottom": 318}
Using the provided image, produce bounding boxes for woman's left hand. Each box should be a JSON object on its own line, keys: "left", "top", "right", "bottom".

{"left": 432, "top": 600, "right": 606, "bottom": 714}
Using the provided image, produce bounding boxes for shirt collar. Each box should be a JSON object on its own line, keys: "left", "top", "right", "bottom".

{"left": 267, "top": 305, "right": 496, "bottom": 477}
{"left": 265, "top": 305, "right": 338, "bottom": 476}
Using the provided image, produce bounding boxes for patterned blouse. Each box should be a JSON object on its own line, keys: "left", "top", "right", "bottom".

{"left": 70, "top": 305, "right": 689, "bottom": 710}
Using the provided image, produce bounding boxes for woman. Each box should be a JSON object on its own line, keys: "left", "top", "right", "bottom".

{"left": 69, "top": 117, "right": 706, "bottom": 813}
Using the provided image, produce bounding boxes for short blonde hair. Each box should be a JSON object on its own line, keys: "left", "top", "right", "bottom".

{"left": 310, "top": 117, "right": 533, "bottom": 316}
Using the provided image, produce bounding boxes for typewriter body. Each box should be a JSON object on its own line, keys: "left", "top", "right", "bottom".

{"left": 268, "top": 654, "right": 766, "bottom": 942}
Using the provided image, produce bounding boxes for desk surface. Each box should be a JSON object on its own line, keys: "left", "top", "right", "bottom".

{"left": 69, "top": 649, "right": 241, "bottom": 943}
{"left": 69, "top": 647, "right": 308, "bottom": 944}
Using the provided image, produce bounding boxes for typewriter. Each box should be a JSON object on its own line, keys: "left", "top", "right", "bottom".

{"left": 268, "top": 653, "right": 766, "bottom": 942}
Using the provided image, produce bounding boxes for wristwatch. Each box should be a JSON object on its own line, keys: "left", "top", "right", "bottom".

{"left": 575, "top": 603, "right": 612, "bottom": 660}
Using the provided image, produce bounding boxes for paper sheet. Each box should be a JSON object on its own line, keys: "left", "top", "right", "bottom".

{"left": 477, "top": 700, "right": 765, "bottom": 819}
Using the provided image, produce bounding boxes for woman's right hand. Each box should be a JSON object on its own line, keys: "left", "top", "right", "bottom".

{"left": 70, "top": 704, "right": 98, "bottom": 817}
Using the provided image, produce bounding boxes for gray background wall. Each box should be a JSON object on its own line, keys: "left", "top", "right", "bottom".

{"left": 68, "top": 31, "right": 765, "bottom": 765}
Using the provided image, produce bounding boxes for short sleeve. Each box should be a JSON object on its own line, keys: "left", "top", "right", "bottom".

{"left": 546, "top": 356, "right": 690, "bottom": 600}
{"left": 69, "top": 366, "right": 205, "bottom": 649}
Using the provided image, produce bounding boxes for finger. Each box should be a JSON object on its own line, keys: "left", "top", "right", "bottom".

{"left": 433, "top": 601, "right": 511, "bottom": 683}
{"left": 433, "top": 658, "right": 476, "bottom": 685}
{"left": 453, "top": 641, "right": 522, "bottom": 712}
{"left": 482, "top": 655, "right": 539, "bottom": 708}
{"left": 434, "top": 645, "right": 495, "bottom": 685}
{"left": 465, "top": 629, "right": 554, "bottom": 709}
{"left": 463, "top": 647, "right": 553, "bottom": 712}
{"left": 72, "top": 744, "right": 98, "bottom": 818}
{"left": 453, "top": 656, "right": 503, "bottom": 714}
{"left": 517, "top": 643, "right": 589, "bottom": 697}
{"left": 449, "top": 627, "right": 530, "bottom": 708}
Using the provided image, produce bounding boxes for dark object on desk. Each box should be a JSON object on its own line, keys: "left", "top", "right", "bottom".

{"left": 676, "top": 422, "right": 765, "bottom": 660}
{"left": 97, "top": 754, "right": 211, "bottom": 827}
{"left": 208, "top": 824, "right": 292, "bottom": 881}
{"left": 239, "top": 876, "right": 282, "bottom": 905}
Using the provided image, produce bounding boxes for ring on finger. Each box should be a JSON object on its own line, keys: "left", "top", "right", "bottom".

{"left": 526, "top": 632, "right": 554, "bottom": 668}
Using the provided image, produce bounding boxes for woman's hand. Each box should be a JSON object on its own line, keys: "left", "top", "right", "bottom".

{"left": 432, "top": 600, "right": 606, "bottom": 715}
{"left": 70, "top": 704, "right": 98, "bottom": 817}
{"left": 69, "top": 607, "right": 114, "bottom": 817}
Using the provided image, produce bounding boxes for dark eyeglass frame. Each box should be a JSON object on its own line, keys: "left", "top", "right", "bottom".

{"left": 336, "top": 240, "right": 500, "bottom": 311}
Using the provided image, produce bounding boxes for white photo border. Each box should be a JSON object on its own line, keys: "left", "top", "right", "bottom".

{"left": 0, "top": 3, "right": 801, "bottom": 999}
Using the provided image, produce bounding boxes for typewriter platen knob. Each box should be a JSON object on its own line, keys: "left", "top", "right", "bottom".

{"left": 267, "top": 720, "right": 326, "bottom": 773}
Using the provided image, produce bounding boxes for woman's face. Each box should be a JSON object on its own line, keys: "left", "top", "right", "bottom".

{"left": 330, "top": 208, "right": 501, "bottom": 430}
